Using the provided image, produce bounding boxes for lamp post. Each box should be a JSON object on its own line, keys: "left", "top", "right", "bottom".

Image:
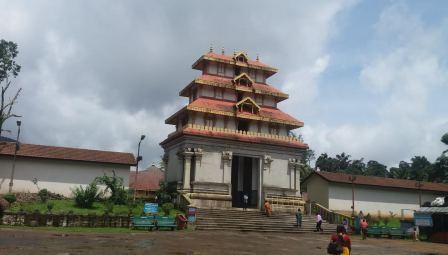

{"left": 133, "top": 134, "right": 146, "bottom": 202}
{"left": 349, "top": 175, "right": 357, "bottom": 217}
{"left": 415, "top": 181, "right": 423, "bottom": 207}
{"left": 8, "top": 120, "right": 22, "bottom": 193}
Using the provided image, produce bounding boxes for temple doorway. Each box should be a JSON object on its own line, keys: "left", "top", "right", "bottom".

{"left": 231, "top": 155, "right": 259, "bottom": 208}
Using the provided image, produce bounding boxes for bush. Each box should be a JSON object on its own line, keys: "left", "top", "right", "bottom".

{"left": 3, "top": 193, "right": 16, "bottom": 204}
{"left": 162, "top": 202, "right": 174, "bottom": 216}
{"left": 95, "top": 171, "right": 129, "bottom": 205}
{"left": 38, "top": 189, "right": 50, "bottom": 203}
{"left": 47, "top": 202, "right": 54, "bottom": 213}
{"left": 72, "top": 182, "right": 100, "bottom": 208}
{"left": 103, "top": 201, "right": 114, "bottom": 214}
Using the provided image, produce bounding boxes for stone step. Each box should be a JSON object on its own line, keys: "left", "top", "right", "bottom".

{"left": 195, "top": 226, "right": 335, "bottom": 233}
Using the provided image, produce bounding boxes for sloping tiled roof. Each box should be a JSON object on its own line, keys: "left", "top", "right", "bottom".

{"left": 166, "top": 98, "right": 303, "bottom": 127}
{"left": 179, "top": 74, "right": 288, "bottom": 100}
{"left": 129, "top": 165, "right": 164, "bottom": 191}
{"left": 160, "top": 126, "right": 308, "bottom": 149}
{"left": 192, "top": 52, "right": 278, "bottom": 77}
{"left": 306, "top": 171, "right": 448, "bottom": 193}
{"left": 0, "top": 142, "right": 136, "bottom": 165}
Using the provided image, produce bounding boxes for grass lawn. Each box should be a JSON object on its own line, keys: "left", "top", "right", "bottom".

{"left": 0, "top": 225, "right": 141, "bottom": 234}
{"left": 8, "top": 199, "right": 184, "bottom": 217}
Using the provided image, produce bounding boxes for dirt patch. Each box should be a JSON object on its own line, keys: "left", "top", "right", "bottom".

{"left": 0, "top": 228, "right": 447, "bottom": 255}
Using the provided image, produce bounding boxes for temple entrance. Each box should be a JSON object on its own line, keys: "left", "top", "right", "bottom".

{"left": 231, "top": 155, "right": 259, "bottom": 208}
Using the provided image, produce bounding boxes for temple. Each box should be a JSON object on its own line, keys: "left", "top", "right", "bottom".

{"left": 160, "top": 48, "right": 308, "bottom": 209}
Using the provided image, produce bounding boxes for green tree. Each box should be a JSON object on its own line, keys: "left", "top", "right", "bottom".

{"left": 409, "top": 156, "right": 430, "bottom": 181}
{"left": 0, "top": 39, "right": 22, "bottom": 136}
{"left": 442, "top": 133, "right": 448, "bottom": 154}
{"left": 364, "top": 160, "right": 388, "bottom": 177}
{"left": 335, "top": 153, "right": 351, "bottom": 172}
{"left": 96, "top": 171, "right": 128, "bottom": 205}
{"left": 345, "top": 158, "right": 365, "bottom": 175}
{"left": 389, "top": 161, "right": 411, "bottom": 179}
{"left": 315, "top": 153, "right": 338, "bottom": 172}
{"left": 430, "top": 155, "right": 448, "bottom": 183}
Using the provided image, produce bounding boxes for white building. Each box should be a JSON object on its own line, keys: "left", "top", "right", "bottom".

{"left": 302, "top": 171, "right": 448, "bottom": 218}
{"left": 160, "top": 50, "right": 308, "bottom": 209}
{"left": 0, "top": 142, "right": 135, "bottom": 197}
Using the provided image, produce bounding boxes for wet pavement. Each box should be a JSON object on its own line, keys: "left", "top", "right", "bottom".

{"left": 0, "top": 228, "right": 447, "bottom": 254}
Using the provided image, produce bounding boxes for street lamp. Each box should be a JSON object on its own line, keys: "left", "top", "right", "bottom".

{"left": 349, "top": 175, "right": 357, "bottom": 217}
{"left": 8, "top": 120, "right": 22, "bottom": 193}
{"left": 133, "top": 134, "right": 146, "bottom": 202}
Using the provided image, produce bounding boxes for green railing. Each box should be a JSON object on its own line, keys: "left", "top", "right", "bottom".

{"left": 308, "top": 202, "right": 354, "bottom": 226}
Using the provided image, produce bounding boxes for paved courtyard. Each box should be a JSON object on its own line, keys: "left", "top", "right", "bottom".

{"left": 1, "top": 228, "right": 447, "bottom": 255}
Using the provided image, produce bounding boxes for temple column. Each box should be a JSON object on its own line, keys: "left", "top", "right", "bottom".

{"left": 181, "top": 149, "right": 194, "bottom": 190}
{"left": 288, "top": 158, "right": 302, "bottom": 195}
{"left": 222, "top": 151, "right": 232, "bottom": 194}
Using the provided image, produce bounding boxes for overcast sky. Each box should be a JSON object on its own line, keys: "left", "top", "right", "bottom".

{"left": 1, "top": 0, "right": 447, "bottom": 168}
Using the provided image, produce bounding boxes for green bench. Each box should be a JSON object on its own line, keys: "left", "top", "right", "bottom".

{"left": 131, "top": 216, "right": 156, "bottom": 230}
{"left": 367, "top": 226, "right": 381, "bottom": 237}
{"left": 155, "top": 216, "right": 177, "bottom": 230}
{"left": 388, "top": 227, "right": 411, "bottom": 239}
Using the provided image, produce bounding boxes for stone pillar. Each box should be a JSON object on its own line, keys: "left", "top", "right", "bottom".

{"left": 179, "top": 148, "right": 194, "bottom": 190}
{"left": 222, "top": 151, "right": 232, "bottom": 194}
{"left": 288, "top": 158, "right": 302, "bottom": 194}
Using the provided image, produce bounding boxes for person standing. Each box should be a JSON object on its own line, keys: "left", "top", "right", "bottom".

{"left": 360, "top": 219, "right": 368, "bottom": 240}
{"left": 342, "top": 218, "right": 349, "bottom": 233}
{"left": 243, "top": 194, "right": 248, "bottom": 211}
{"left": 316, "top": 212, "right": 323, "bottom": 232}
{"left": 295, "top": 208, "right": 302, "bottom": 228}
{"left": 264, "top": 200, "right": 272, "bottom": 217}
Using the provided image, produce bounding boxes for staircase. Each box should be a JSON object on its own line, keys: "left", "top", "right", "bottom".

{"left": 195, "top": 208, "right": 337, "bottom": 233}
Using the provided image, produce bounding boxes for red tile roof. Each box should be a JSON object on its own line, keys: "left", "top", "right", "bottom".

{"left": 306, "top": 171, "right": 448, "bottom": 193}
{"left": 160, "top": 126, "right": 308, "bottom": 149}
{"left": 192, "top": 52, "right": 278, "bottom": 77}
{"left": 181, "top": 98, "right": 303, "bottom": 127}
{"left": 0, "top": 142, "right": 136, "bottom": 165}
{"left": 129, "top": 165, "right": 164, "bottom": 191}
{"left": 180, "top": 74, "right": 288, "bottom": 100}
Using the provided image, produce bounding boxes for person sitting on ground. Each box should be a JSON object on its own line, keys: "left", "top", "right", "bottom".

{"left": 360, "top": 219, "right": 368, "bottom": 240}
{"left": 295, "top": 208, "right": 302, "bottom": 228}
{"left": 328, "top": 225, "right": 351, "bottom": 255}
{"left": 264, "top": 200, "right": 272, "bottom": 217}
{"left": 316, "top": 212, "right": 323, "bottom": 232}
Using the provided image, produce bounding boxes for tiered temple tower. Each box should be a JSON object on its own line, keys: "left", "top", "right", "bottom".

{"left": 160, "top": 49, "right": 308, "bottom": 209}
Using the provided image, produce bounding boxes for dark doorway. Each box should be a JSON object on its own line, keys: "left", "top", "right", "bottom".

{"left": 231, "top": 155, "right": 258, "bottom": 208}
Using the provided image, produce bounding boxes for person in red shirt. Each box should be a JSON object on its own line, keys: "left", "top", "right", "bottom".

{"left": 360, "top": 219, "right": 369, "bottom": 240}
{"left": 329, "top": 225, "right": 351, "bottom": 255}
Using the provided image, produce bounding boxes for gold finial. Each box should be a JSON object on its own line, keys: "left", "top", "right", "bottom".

{"left": 209, "top": 44, "right": 213, "bottom": 53}
{"left": 233, "top": 49, "right": 237, "bottom": 57}
{"left": 221, "top": 47, "right": 225, "bottom": 55}
{"left": 256, "top": 54, "right": 259, "bottom": 61}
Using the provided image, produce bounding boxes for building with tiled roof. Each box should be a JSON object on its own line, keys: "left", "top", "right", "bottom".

{"left": 0, "top": 141, "right": 135, "bottom": 196}
{"left": 160, "top": 48, "right": 307, "bottom": 209}
{"left": 302, "top": 171, "right": 448, "bottom": 217}
{"left": 129, "top": 165, "right": 164, "bottom": 199}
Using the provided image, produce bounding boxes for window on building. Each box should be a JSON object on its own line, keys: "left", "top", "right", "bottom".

{"left": 218, "top": 63, "right": 225, "bottom": 75}
{"left": 204, "top": 115, "right": 215, "bottom": 127}
{"left": 237, "top": 120, "right": 250, "bottom": 132}
{"left": 214, "top": 88, "right": 223, "bottom": 99}
{"left": 249, "top": 69, "right": 256, "bottom": 80}
{"left": 269, "top": 124, "right": 279, "bottom": 135}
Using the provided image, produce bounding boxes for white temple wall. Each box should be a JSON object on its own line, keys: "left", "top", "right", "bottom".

{"left": 225, "top": 65, "right": 234, "bottom": 77}
{"left": 223, "top": 89, "right": 236, "bottom": 101}
{"left": 200, "top": 86, "right": 214, "bottom": 98}
{"left": 248, "top": 120, "right": 258, "bottom": 132}
{"left": 195, "top": 151, "right": 223, "bottom": 183}
{"left": 193, "top": 112, "right": 204, "bottom": 125}
{"left": 279, "top": 125, "right": 287, "bottom": 136}
{"left": 207, "top": 62, "right": 217, "bottom": 75}
{"left": 263, "top": 96, "right": 275, "bottom": 107}
{"left": 166, "top": 147, "right": 182, "bottom": 183}
{"left": 215, "top": 116, "right": 225, "bottom": 128}
{"left": 260, "top": 122, "right": 269, "bottom": 133}
{"left": 263, "top": 153, "right": 292, "bottom": 188}
{"left": 227, "top": 118, "right": 236, "bottom": 130}
{"left": 255, "top": 70, "right": 264, "bottom": 83}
